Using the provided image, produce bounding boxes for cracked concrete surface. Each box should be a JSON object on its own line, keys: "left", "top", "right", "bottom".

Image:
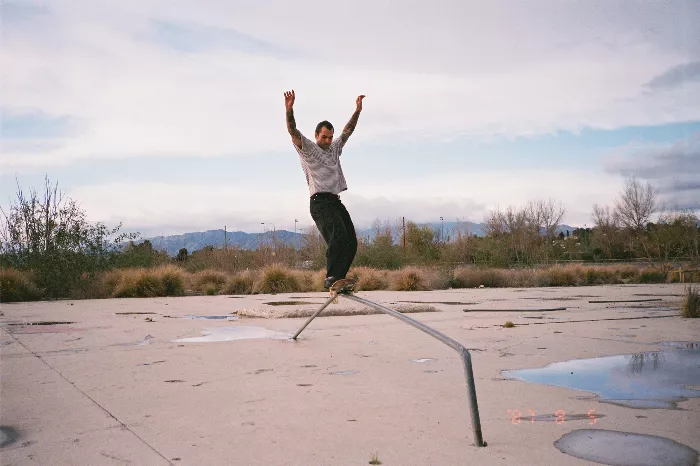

{"left": 1, "top": 283, "right": 698, "bottom": 465}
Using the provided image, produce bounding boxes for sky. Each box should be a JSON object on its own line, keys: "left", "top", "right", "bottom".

{"left": 1, "top": 0, "right": 699, "bottom": 238}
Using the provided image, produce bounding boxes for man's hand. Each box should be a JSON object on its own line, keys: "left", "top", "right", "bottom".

{"left": 284, "top": 90, "right": 302, "bottom": 149}
{"left": 342, "top": 94, "right": 365, "bottom": 144}
{"left": 284, "top": 90, "right": 296, "bottom": 110}
{"left": 355, "top": 94, "right": 365, "bottom": 112}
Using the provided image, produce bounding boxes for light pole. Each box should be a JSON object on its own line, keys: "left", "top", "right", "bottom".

{"left": 294, "top": 219, "right": 298, "bottom": 249}
{"left": 261, "top": 222, "right": 265, "bottom": 247}
{"left": 440, "top": 216, "right": 444, "bottom": 243}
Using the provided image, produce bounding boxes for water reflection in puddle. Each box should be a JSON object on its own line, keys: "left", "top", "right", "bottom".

{"left": 173, "top": 326, "right": 291, "bottom": 343}
{"left": 412, "top": 358, "right": 436, "bottom": 363}
{"left": 555, "top": 429, "right": 698, "bottom": 466}
{"left": 502, "top": 341, "right": 700, "bottom": 409}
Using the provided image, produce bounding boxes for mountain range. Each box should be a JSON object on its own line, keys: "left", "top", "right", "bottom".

{"left": 137, "top": 221, "right": 578, "bottom": 257}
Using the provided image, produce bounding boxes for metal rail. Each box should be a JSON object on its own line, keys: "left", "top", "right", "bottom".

{"left": 292, "top": 292, "right": 486, "bottom": 447}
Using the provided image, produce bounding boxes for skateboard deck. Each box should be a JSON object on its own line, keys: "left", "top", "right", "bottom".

{"left": 329, "top": 278, "right": 356, "bottom": 295}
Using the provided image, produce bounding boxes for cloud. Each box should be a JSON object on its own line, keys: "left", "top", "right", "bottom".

{"left": 61, "top": 168, "right": 621, "bottom": 236}
{"left": 645, "top": 61, "right": 700, "bottom": 90}
{"left": 145, "top": 20, "right": 294, "bottom": 57}
{"left": 603, "top": 131, "right": 700, "bottom": 211}
{"left": 1, "top": 109, "right": 84, "bottom": 139}
{"left": 1, "top": 1, "right": 48, "bottom": 22}
{"left": 1, "top": 0, "right": 699, "bottom": 171}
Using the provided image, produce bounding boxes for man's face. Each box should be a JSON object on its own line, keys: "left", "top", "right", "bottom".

{"left": 315, "top": 127, "right": 333, "bottom": 149}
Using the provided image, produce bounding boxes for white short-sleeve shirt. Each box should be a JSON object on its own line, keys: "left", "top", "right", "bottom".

{"left": 294, "top": 134, "right": 348, "bottom": 196}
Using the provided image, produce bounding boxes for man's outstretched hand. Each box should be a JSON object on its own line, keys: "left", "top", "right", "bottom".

{"left": 356, "top": 95, "right": 365, "bottom": 112}
{"left": 284, "top": 90, "right": 295, "bottom": 111}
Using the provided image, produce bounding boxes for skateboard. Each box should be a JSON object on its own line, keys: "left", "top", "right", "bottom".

{"left": 329, "top": 278, "right": 356, "bottom": 301}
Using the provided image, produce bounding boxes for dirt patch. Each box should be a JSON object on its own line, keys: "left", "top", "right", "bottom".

{"left": 236, "top": 303, "right": 440, "bottom": 319}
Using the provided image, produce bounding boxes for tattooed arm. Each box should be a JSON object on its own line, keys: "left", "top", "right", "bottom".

{"left": 284, "top": 90, "right": 302, "bottom": 149}
{"left": 340, "top": 94, "right": 365, "bottom": 145}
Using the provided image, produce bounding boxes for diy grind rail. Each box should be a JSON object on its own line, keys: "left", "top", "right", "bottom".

{"left": 292, "top": 292, "right": 486, "bottom": 448}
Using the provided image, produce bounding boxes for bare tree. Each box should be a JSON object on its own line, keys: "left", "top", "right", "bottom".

{"left": 528, "top": 199, "right": 565, "bottom": 239}
{"left": 592, "top": 204, "right": 618, "bottom": 229}
{"left": 614, "top": 176, "right": 657, "bottom": 230}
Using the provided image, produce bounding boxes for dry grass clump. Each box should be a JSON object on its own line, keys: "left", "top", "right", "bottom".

{"left": 389, "top": 266, "right": 427, "bottom": 291}
{"left": 112, "top": 269, "right": 164, "bottom": 298}
{"left": 111, "top": 265, "right": 185, "bottom": 298}
{"left": 348, "top": 266, "right": 389, "bottom": 291}
{"left": 0, "top": 267, "right": 42, "bottom": 302}
{"left": 452, "top": 267, "right": 507, "bottom": 288}
{"left": 289, "top": 269, "right": 320, "bottom": 292}
{"left": 223, "top": 269, "right": 257, "bottom": 295}
{"left": 252, "top": 264, "right": 302, "bottom": 294}
{"left": 681, "top": 286, "right": 699, "bottom": 318}
{"left": 192, "top": 269, "right": 228, "bottom": 295}
{"left": 536, "top": 265, "right": 584, "bottom": 287}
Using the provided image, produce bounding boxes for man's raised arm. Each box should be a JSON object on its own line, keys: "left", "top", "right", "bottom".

{"left": 340, "top": 94, "right": 365, "bottom": 145}
{"left": 284, "top": 90, "right": 302, "bottom": 149}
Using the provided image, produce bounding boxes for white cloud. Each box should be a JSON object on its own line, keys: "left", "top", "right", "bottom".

{"left": 2, "top": 0, "right": 699, "bottom": 170}
{"left": 67, "top": 169, "right": 622, "bottom": 236}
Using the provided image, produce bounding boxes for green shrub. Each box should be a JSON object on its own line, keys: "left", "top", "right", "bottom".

{"left": 639, "top": 269, "right": 667, "bottom": 284}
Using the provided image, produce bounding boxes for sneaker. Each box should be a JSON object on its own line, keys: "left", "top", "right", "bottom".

{"left": 323, "top": 276, "right": 336, "bottom": 289}
{"left": 330, "top": 278, "right": 356, "bottom": 294}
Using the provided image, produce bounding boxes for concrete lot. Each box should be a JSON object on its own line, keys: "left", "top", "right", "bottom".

{"left": 1, "top": 284, "right": 698, "bottom": 465}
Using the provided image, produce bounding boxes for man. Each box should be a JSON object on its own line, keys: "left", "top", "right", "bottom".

{"left": 284, "top": 89, "right": 365, "bottom": 291}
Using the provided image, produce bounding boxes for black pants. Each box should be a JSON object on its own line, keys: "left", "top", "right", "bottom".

{"left": 310, "top": 192, "right": 358, "bottom": 279}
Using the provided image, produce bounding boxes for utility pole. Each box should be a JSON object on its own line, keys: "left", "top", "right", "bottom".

{"left": 440, "top": 216, "right": 444, "bottom": 244}
{"left": 224, "top": 225, "right": 227, "bottom": 250}
{"left": 402, "top": 216, "right": 406, "bottom": 250}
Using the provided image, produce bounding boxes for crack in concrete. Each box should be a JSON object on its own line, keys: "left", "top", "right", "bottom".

{"left": 5, "top": 333, "right": 173, "bottom": 465}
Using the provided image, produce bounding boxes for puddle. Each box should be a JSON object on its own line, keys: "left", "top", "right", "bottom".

{"left": 330, "top": 370, "right": 358, "bottom": 375}
{"left": 116, "top": 312, "right": 156, "bottom": 315}
{"left": 502, "top": 342, "right": 700, "bottom": 409}
{"left": 555, "top": 429, "right": 698, "bottom": 466}
{"left": 184, "top": 315, "right": 238, "bottom": 321}
{"left": 0, "top": 426, "right": 19, "bottom": 448}
{"left": 172, "top": 326, "right": 291, "bottom": 343}
{"left": 412, "top": 358, "right": 436, "bottom": 363}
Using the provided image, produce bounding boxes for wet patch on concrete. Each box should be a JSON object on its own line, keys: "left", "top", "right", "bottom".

{"left": 503, "top": 341, "right": 700, "bottom": 409}
{"left": 330, "top": 370, "right": 358, "bottom": 375}
{"left": 398, "top": 300, "right": 480, "bottom": 305}
{"left": 0, "top": 426, "right": 19, "bottom": 448}
{"left": 554, "top": 429, "right": 698, "bottom": 466}
{"left": 172, "top": 326, "right": 291, "bottom": 343}
{"left": 18, "top": 321, "right": 74, "bottom": 325}
{"left": 264, "top": 301, "right": 317, "bottom": 306}
{"left": 463, "top": 307, "right": 567, "bottom": 312}
{"left": 116, "top": 312, "right": 156, "bottom": 315}
{"left": 589, "top": 298, "right": 663, "bottom": 303}
{"left": 511, "top": 412, "right": 606, "bottom": 423}
{"left": 184, "top": 315, "right": 238, "bottom": 321}
{"left": 412, "top": 358, "right": 436, "bottom": 363}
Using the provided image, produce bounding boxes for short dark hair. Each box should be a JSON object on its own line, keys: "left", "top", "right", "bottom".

{"left": 315, "top": 120, "right": 334, "bottom": 134}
